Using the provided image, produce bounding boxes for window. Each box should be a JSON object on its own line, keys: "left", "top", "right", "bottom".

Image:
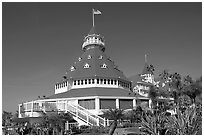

{"left": 81, "top": 80, "right": 83, "bottom": 85}
{"left": 70, "top": 66, "right": 76, "bottom": 71}
{"left": 88, "top": 55, "right": 92, "bottom": 59}
{"left": 92, "top": 79, "right": 95, "bottom": 84}
{"left": 104, "top": 79, "right": 106, "bottom": 84}
{"left": 111, "top": 80, "right": 113, "bottom": 85}
{"left": 97, "top": 79, "right": 99, "bottom": 84}
{"left": 101, "top": 63, "right": 107, "bottom": 68}
{"left": 114, "top": 80, "right": 117, "bottom": 85}
{"left": 84, "top": 63, "right": 90, "bottom": 68}
{"left": 74, "top": 80, "right": 76, "bottom": 85}
{"left": 78, "top": 80, "right": 80, "bottom": 85}
{"left": 99, "top": 55, "right": 103, "bottom": 59}
{"left": 108, "top": 79, "right": 110, "bottom": 84}
{"left": 89, "top": 79, "right": 91, "bottom": 84}
{"left": 85, "top": 79, "right": 87, "bottom": 84}
{"left": 100, "top": 79, "right": 103, "bottom": 84}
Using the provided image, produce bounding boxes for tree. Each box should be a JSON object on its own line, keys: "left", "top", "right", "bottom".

{"left": 2, "top": 111, "right": 13, "bottom": 127}
{"left": 102, "top": 108, "right": 124, "bottom": 135}
{"left": 183, "top": 76, "right": 202, "bottom": 105}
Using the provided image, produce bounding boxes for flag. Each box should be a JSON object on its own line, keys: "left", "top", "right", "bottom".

{"left": 93, "top": 9, "right": 102, "bottom": 15}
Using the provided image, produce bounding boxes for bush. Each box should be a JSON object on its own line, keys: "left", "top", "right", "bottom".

{"left": 121, "top": 122, "right": 135, "bottom": 128}
{"left": 80, "top": 126, "right": 109, "bottom": 134}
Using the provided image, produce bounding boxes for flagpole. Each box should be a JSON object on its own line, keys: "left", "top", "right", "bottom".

{"left": 92, "top": 9, "right": 94, "bottom": 27}
{"left": 145, "top": 54, "right": 147, "bottom": 63}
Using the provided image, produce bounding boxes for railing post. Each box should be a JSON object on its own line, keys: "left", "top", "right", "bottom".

{"left": 31, "top": 101, "right": 34, "bottom": 117}
{"left": 97, "top": 118, "right": 99, "bottom": 126}
{"left": 87, "top": 114, "right": 89, "bottom": 125}
{"left": 103, "top": 118, "right": 106, "bottom": 127}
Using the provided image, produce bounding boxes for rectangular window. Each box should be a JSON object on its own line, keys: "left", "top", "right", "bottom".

{"left": 79, "top": 99, "right": 95, "bottom": 109}
{"left": 119, "top": 99, "right": 133, "bottom": 110}
{"left": 100, "top": 99, "right": 116, "bottom": 109}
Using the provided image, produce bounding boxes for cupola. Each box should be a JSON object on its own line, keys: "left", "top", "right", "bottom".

{"left": 82, "top": 26, "right": 105, "bottom": 52}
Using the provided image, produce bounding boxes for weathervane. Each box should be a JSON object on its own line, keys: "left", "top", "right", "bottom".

{"left": 92, "top": 9, "right": 102, "bottom": 27}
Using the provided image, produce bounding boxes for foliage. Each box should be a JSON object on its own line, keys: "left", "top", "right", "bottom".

{"left": 2, "top": 111, "right": 13, "bottom": 127}
{"left": 140, "top": 111, "right": 167, "bottom": 135}
{"left": 102, "top": 108, "right": 124, "bottom": 135}
{"left": 165, "top": 106, "right": 202, "bottom": 135}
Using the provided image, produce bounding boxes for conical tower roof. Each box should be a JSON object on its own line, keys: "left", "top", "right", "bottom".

{"left": 66, "top": 46, "right": 129, "bottom": 81}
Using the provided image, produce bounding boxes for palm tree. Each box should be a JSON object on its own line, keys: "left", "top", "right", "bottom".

{"left": 148, "top": 85, "right": 160, "bottom": 111}
{"left": 102, "top": 108, "right": 124, "bottom": 135}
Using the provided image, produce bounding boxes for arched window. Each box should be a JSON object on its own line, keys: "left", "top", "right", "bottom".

{"left": 104, "top": 79, "right": 106, "bottom": 84}
{"left": 111, "top": 80, "right": 113, "bottom": 85}
{"left": 99, "top": 55, "right": 103, "bottom": 59}
{"left": 74, "top": 80, "right": 76, "bottom": 85}
{"left": 85, "top": 79, "right": 87, "bottom": 84}
{"left": 70, "top": 66, "right": 76, "bottom": 71}
{"left": 92, "top": 79, "right": 95, "bottom": 84}
{"left": 89, "top": 79, "right": 91, "bottom": 84}
{"left": 88, "top": 55, "right": 92, "bottom": 59}
{"left": 78, "top": 80, "right": 80, "bottom": 85}
{"left": 81, "top": 80, "right": 83, "bottom": 85}
{"left": 100, "top": 79, "right": 103, "bottom": 84}
{"left": 101, "top": 63, "right": 107, "bottom": 68}
{"left": 84, "top": 63, "right": 90, "bottom": 68}
{"left": 114, "top": 80, "right": 117, "bottom": 85}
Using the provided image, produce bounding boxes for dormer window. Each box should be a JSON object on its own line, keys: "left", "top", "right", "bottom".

{"left": 84, "top": 63, "right": 90, "bottom": 68}
{"left": 70, "top": 66, "right": 76, "bottom": 71}
{"left": 78, "top": 57, "right": 82, "bottom": 61}
{"left": 101, "top": 63, "right": 107, "bottom": 68}
{"left": 99, "top": 55, "right": 103, "bottom": 59}
{"left": 88, "top": 55, "right": 92, "bottom": 59}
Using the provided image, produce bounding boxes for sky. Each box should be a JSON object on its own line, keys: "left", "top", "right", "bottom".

{"left": 2, "top": 2, "right": 202, "bottom": 113}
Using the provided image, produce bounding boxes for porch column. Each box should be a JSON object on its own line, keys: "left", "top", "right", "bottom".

{"left": 18, "top": 104, "right": 21, "bottom": 118}
{"left": 116, "top": 98, "right": 119, "bottom": 109}
{"left": 133, "top": 99, "right": 136, "bottom": 109}
{"left": 31, "top": 101, "right": 34, "bottom": 117}
{"left": 95, "top": 97, "right": 100, "bottom": 112}
{"left": 149, "top": 99, "right": 152, "bottom": 109}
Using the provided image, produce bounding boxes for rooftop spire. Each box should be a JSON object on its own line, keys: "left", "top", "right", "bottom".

{"left": 145, "top": 54, "right": 147, "bottom": 63}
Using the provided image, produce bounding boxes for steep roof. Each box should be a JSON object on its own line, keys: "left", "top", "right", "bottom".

{"left": 47, "top": 87, "right": 135, "bottom": 99}
{"left": 66, "top": 46, "right": 129, "bottom": 81}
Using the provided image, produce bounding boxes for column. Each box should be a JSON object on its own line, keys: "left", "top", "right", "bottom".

{"left": 116, "top": 99, "right": 119, "bottom": 109}
{"left": 149, "top": 99, "right": 152, "bottom": 109}
{"left": 31, "top": 101, "right": 34, "bottom": 117}
{"left": 95, "top": 98, "right": 100, "bottom": 111}
{"left": 133, "top": 99, "right": 136, "bottom": 109}
{"left": 18, "top": 104, "right": 21, "bottom": 118}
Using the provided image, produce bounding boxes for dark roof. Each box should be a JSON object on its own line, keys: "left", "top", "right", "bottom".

{"left": 66, "top": 46, "right": 129, "bottom": 81}
{"left": 47, "top": 87, "right": 135, "bottom": 99}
